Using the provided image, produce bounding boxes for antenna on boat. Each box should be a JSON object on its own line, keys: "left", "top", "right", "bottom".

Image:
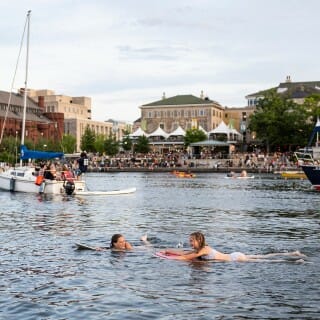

{"left": 20, "top": 10, "right": 31, "bottom": 166}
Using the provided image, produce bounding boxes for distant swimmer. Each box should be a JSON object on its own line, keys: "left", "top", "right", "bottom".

{"left": 226, "top": 171, "right": 236, "bottom": 178}
{"left": 162, "top": 232, "right": 306, "bottom": 262}
{"left": 240, "top": 170, "right": 248, "bottom": 178}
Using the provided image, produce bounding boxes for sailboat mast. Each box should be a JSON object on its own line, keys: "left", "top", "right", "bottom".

{"left": 21, "top": 10, "right": 31, "bottom": 148}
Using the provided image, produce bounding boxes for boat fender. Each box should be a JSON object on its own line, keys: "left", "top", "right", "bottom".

{"left": 10, "top": 177, "right": 16, "bottom": 192}
{"left": 64, "top": 181, "right": 75, "bottom": 195}
{"left": 39, "top": 181, "right": 46, "bottom": 193}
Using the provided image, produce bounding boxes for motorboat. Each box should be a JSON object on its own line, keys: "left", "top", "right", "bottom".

{"left": 0, "top": 166, "right": 85, "bottom": 194}
{"left": 296, "top": 119, "right": 320, "bottom": 190}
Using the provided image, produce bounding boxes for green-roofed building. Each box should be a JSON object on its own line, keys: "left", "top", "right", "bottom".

{"left": 140, "top": 91, "right": 224, "bottom": 134}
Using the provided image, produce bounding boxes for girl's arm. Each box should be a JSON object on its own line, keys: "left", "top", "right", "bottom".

{"left": 165, "top": 249, "right": 193, "bottom": 255}
{"left": 170, "top": 247, "right": 208, "bottom": 260}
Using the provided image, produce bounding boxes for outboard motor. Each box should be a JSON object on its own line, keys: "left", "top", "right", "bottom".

{"left": 64, "top": 181, "right": 75, "bottom": 195}
{"left": 10, "top": 178, "right": 16, "bottom": 192}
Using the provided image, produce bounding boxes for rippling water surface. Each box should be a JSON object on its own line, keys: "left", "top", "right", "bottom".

{"left": 0, "top": 172, "right": 319, "bottom": 319}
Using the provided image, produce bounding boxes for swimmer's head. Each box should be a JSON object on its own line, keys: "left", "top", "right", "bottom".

{"left": 110, "top": 234, "right": 126, "bottom": 249}
{"left": 189, "top": 232, "right": 206, "bottom": 249}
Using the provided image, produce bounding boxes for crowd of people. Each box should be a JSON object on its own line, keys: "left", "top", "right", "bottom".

{"left": 72, "top": 150, "right": 299, "bottom": 172}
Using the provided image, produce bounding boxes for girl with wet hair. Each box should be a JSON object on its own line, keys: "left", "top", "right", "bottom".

{"left": 110, "top": 234, "right": 133, "bottom": 251}
{"left": 164, "top": 232, "right": 305, "bottom": 262}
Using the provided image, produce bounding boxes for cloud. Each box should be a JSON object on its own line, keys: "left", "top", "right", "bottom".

{"left": 1, "top": 0, "right": 320, "bottom": 123}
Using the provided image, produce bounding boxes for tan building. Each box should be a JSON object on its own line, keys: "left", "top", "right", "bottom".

{"left": 28, "top": 89, "right": 91, "bottom": 120}
{"left": 224, "top": 106, "right": 255, "bottom": 144}
{"left": 140, "top": 92, "right": 224, "bottom": 134}
{"left": 28, "top": 89, "right": 130, "bottom": 152}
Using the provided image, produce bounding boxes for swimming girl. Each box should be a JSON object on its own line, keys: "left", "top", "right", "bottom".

{"left": 164, "top": 232, "right": 305, "bottom": 262}
{"left": 110, "top": 234, "right": 133, "bottom": 251}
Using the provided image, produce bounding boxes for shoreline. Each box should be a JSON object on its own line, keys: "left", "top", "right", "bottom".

{"left": 86, "top": 167, "right": 275, "bottom": 174}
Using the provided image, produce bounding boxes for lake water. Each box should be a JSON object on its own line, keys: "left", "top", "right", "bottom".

{"left": 0, "top": 172, "right": 319, "bottom": 319}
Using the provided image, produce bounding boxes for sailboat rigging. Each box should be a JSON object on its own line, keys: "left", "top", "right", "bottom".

{"left": 0, "top": 10, "right": 86, "bottom": 195}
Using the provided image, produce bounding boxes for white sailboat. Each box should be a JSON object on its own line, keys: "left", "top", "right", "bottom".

{"left": 0, "top": 11, "right": 85, "bottom": 195}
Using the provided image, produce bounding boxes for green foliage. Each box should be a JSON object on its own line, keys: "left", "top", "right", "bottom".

{"left": 0, "top": 136, "right": 19, "bottom": 164}
{"left": 184, "top": 128, "right": 207, "bottom": 146}
{"left": 104, "top": 134, "right": 119, "bottom": 156}
{"left": 122, "top": 130, "right": 132, "bottom": 151}
{"left": 249, "top": 92, "right": 312, "bottom": 151}
{"left": 303, "top": 94, "right": 320, "bottom": 122}
{"left": 80, "top": 125, "right": 96, "bottom": 152}
{"left": 61, "top": 134, "right": 76, "bottom": 153}
{"left": 94, "top": 134, "right": 106, "bottom": 154}
{"left": 134, "top": 135, "right": 150, "bottom": 154}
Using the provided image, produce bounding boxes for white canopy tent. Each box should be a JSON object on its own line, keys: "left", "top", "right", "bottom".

{"left": 129, "top": 127, "right": 147, "bottom": 138}
{"left": 148, "top": 127, "right": 169, "bottom": 139}
{"left": 167, "top": 126, "right": 186, "bottom": 137}
{"left": 208, "top": 121, "right": 242, "bottom": 142}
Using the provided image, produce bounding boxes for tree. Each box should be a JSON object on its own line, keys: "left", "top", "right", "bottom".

{"left": 184, "top": 128, "right": 207, "bottom": 147}
{"left": 80, "top": 125, "right": 96, "bottom": 152}
{"left": 121, "top": 130, "right": 132, "bottom": 151}
{"left": 249, "top": 92, "right": 311, "bottom": 152}
{"left": 134, "top": 135, "right": 150, "bottom": 154}
{"left": 94, "top": 134, "right": 106, "bottom": 154}
{"left": 104, "top": 134, "right": 119, "bottom": 156}
{"left": 303, "top": 94, "right": 320, "bottom": 123}
{"left": 61, "top": 134, "right": 77, "bottom": 153}
{"left": 0, "top": 136, "right": 19, "bottom": 164}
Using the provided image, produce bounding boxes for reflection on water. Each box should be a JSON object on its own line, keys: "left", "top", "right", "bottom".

{"left": 0, "top": 172, "right": 319, "bottom": 319}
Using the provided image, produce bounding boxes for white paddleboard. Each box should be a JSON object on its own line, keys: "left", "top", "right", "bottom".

{"left": 75, "top": 187, "right": 136, "bottom": 196}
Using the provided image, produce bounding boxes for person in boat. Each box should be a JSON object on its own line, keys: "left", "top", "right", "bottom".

{"left": 163, "top": 232, "right": 305, "bottom": 262}
{"left": 240, "top": 170, "right": 248, "bottom": 177}
{"left": 43, "top": 163, "right": 56, "bottom": 180}
{"left": 61, "top": 164, "right": 75, "bottom": 182}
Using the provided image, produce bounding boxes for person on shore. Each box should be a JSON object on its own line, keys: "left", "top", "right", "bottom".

{"left": 163, "top": 232, "right": 305, "bottom": 262}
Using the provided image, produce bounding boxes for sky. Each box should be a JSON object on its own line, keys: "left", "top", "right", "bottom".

{"left": 1, "top": 0, "right": 319, "bottom": 123}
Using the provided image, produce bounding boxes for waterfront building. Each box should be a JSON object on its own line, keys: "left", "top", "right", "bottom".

{"left": 0, "top": 88, "right": 131, "bottom": 152}
{"left": 139, "top": 91, "right": 224, "bottom": 134}
{"left": 28, "top": 90, "right": 130, "bottom": 152}
{"left": 224, "top": 106, "right": 255, "bottom": 145}
{"left": 246, "top": 76, "right": 320, "bottom": 107}
{"left": 0, "top": 89, "right": 63, "bottom": 146}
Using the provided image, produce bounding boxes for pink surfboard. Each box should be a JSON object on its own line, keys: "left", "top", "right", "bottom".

{"left": 154, "top": 251, "right": 181, "bottom": 260}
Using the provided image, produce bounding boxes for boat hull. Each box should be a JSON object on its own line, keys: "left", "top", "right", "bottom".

{"left": 280, "top": 171, "right": 306, "bottom": 179}
{"left": 301, "top": 165, "right": 320, "bottom": 190}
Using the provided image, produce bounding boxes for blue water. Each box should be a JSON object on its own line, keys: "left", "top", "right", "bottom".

{"left": 0, "top": 173, "right": 319, "bottom": 319}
